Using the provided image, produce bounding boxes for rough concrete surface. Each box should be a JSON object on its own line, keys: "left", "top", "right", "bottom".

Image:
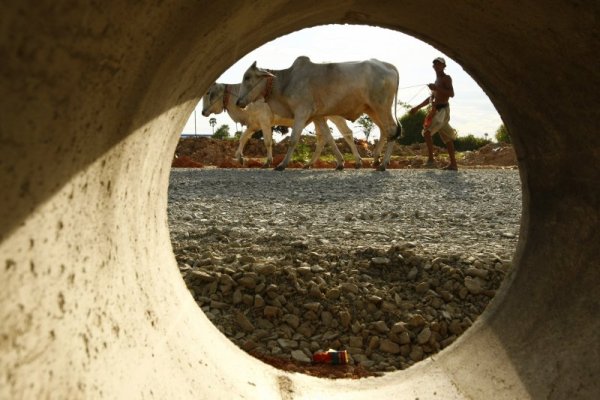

{"left": 1, "top": 1, "right": 599, "bottom": 400}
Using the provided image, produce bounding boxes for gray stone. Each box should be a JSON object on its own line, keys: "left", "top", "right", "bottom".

{"left": 189, "top": 270, "right": 215, "bottom": 282}
{"left": 263, "top": 305, "right": 280, "bottom": 318}
{"left": 380, "top": 339, "right": 401, "bottom": 354}
{"left": 277, "top": 338, "right": 298, "bottom": 349}
{"left": 234, "top": 311, "right": 255, "bottom": 332}
{"left": 373, "top": 320, "right": 389, "bottom": 333}
{"left": 282, "top": 314, "right": 300, "bottom": 329}
{"left": 291, "top": 350, "right": 311, "bottom": 363}
{"left": 409, "top": 345, "right": 424, "bottom": 361}
{"left": 340, "top": 282, "right": 360, "bottom": 294}
{"left": 464, "top": 276, "right": 484, "bottom": 294}
{"left": 417, "top": 327, "right": 432, "bottom": 345}
{"left": 371, "top": 257, "right": 390, "bottom": 265}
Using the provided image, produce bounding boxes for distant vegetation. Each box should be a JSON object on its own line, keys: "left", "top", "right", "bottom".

{"left": 495, "top": 124, "right": 511, "bottom": 143}
{"left": 355, "top": 115, "right": 375, "bottom": 142}
{"left": 394, "top": 105, "right": 496, "bottom": 151}
{"left": 212, "top": 124, "right": 231, "bottom": 140}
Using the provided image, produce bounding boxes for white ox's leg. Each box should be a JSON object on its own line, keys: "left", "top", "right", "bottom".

{"left": 275, "top": 112, "right": 309, "bottom": 171}
{"left": 235, "top": 126, "right": 256, "bottom": 165}
{"left": 377, "top": 116, "right": 402, "bottom": 171}
{"left": 379, "top": 138, "right": 397, "bottom": 171}
{"left": 329, "top": 116, "right": 362, "bottom": 169}
{"left": 369, "top": 115, "right": 387, "bottom": 167}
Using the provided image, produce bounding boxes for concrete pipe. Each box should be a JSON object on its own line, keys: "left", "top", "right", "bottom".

{"left": 1, "top": 1, "right": 598, "bottom": 399}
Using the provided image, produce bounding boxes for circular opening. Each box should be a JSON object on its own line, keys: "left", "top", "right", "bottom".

{"left": 169, "top": 25, "right": 521, "bottom": 379}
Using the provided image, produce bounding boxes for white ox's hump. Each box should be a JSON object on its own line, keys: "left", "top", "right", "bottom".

{"left": 292, "top": 56, "right": 312, "bottom": 67}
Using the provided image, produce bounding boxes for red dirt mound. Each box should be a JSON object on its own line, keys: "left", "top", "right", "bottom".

{"left": 171, "top": 155, "right": 204, "bottom": 168}
{"left": 172, "top": 137, "right": 517, "bottom": 169}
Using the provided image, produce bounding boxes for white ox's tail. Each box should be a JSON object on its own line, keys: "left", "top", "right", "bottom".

{"left": 391, "top": 67, "right": 403, "bottom": 141}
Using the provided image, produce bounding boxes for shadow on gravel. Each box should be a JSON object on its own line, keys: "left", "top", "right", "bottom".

{"left": 168, "top": 168, "right": 521, "bottom": 378}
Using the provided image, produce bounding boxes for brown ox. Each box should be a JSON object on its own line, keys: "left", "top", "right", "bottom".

{"left": 202, "top": 83, "right": 364, "bottom": 168}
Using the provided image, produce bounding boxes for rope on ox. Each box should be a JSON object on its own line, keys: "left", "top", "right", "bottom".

{"left": 391, "top": 83, "right": 430, "bottom": 140}
{"left": 400, "top": 84, "right": 430, "bottom": 106}
{"left": 242, "top": 73, "right": 275, "bottom": 102}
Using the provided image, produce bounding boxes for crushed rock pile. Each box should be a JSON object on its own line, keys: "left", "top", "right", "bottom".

{"left": 168, "top": 168, "right": 521, "bottom": 376}
{"left": 177, "top": 242, "right": 509, "bottom": 373}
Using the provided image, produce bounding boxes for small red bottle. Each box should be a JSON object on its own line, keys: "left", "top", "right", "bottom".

{"left": 312, "top": 349, "right": 349, "bottom": 365}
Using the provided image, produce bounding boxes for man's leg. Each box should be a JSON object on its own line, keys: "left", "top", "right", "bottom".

{"left": 423, "top": 130, "right": 435, "bottom": 166}
{"left": 444, "top": 140, "right": 458, "bottom": 170}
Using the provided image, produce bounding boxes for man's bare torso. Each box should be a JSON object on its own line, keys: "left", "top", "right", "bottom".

{"left": 432, "top": 73, "right": 454, "bottom": 105}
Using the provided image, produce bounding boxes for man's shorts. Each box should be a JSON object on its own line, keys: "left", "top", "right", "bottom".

{"left": 422, "top": 106, "right": 457, "bottom": 144}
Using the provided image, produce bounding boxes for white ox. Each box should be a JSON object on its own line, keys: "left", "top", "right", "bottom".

{"left": 201, "top": 83, "right": 363, "bottom": 168}
{"left": 236, "top": 56, "right": 402, "bottom": 171}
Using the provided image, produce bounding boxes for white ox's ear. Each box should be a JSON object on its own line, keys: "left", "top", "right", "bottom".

{"left": 257, "top": 68, "right": 275, "bottom": 78}
{"left": 250, "top": 61, "right": 275, "bottom": 78}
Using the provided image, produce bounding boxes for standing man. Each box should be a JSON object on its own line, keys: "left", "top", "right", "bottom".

{"left": 410, "top": 57, "right": 458, "bottom": 171}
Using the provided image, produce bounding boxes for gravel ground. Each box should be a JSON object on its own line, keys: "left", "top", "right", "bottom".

{"left": 168, "top": 168, "right": 521, "bottom": 376}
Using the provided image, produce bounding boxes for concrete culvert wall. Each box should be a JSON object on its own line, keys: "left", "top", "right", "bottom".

{"left": 1, "top": 1, "right": 598, "bottom": 399}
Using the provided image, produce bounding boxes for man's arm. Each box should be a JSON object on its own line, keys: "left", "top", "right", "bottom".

{"left": 410, "top": 97, "right": 431, "bottom": 114}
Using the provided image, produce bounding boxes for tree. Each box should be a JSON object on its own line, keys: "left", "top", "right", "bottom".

{"left": 397, "top": 104, "right": 427, "bottom": 145}
{"left": 212, "top": 124, "right": 230, "bottom": 139}
{"left": 495, "top": 124, "right": 511, "bottom": 143}
{"left": 454, "top": 134, "right": 491, "bottom": 151}
{"left": 355, "top": 115, "right": 374, "bottom": 142}
{"left": 209, "top": 117, "right": 217, "bottom": 134}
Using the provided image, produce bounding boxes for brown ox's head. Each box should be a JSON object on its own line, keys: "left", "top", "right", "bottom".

{"left": 201, "top": 83, "right": 226, "bottom": 117}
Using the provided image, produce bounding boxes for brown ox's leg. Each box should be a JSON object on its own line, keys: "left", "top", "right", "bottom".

{"left": 314, "top": 118, "right": 344, "bottom": 170}
{"left": 329, "top": 116, "right": 362, "bottom": 168}
{"left": 235, "top": 126, "right": 256, "bottom": 165}
{"left": 305, "top": 122, "right": 326, "bottom": 169}
{"left": 275, "top": 112, "right": 309, "bottom": 171}
{"left": 258, "top": 120, "right": 274, "bottom": 168}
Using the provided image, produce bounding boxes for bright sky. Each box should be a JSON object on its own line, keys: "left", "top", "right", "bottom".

{"left": 182, "top": 24, "right": 503, "bottom": 141}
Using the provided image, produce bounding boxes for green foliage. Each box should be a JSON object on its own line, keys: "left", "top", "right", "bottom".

{"left": 495, "top": 124, "right": 511, "bottom": 143}
{"left": 397, "top": 104, "right": 491, "bottom": 150}
{"left": 212, "top": 124, "right": 230, "bottom": 140}
{"left": 454, "top": 134, "right": 491, "bottom": 152}
{"left": 397, "top": 106, "right": 426, "bottom": 145}
{"left": 355, "top": 115, "right": 374, "bottom": 142}
{"left": 292, "top": 137, "right": 312, "bottom": 163}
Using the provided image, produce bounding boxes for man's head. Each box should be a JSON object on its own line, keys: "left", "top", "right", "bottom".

{"left": 433, "top": 57, "right": 446, "bottom": 67}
